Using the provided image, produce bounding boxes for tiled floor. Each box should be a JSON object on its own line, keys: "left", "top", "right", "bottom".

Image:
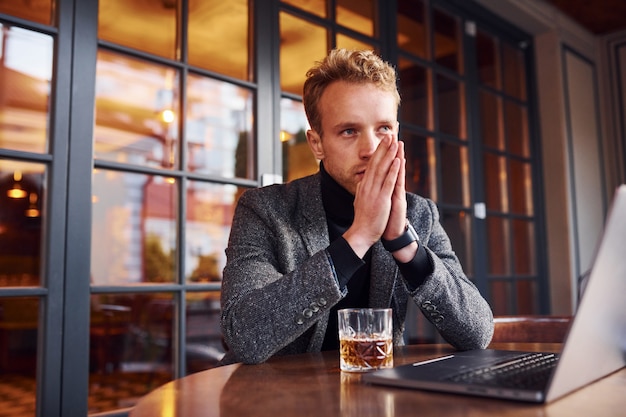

{"left": 0, "top": 371, "right": 172, "bottom": 416}
{"left": 0, "top": 375, "right": 35, "bottom": 417}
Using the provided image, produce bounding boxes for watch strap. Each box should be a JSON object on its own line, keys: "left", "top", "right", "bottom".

{"left": 381, "top": 222, "right": 419, "bottom": 252}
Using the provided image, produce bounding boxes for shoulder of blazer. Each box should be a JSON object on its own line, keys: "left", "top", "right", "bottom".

{"left": 406, "top": 192, "right": 437, "bottom": 215}
{"left": 239, "top": 172, "right": 325, "bottom": 224}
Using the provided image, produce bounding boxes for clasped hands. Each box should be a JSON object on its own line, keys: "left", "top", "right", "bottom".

{"left": 344, "top": 133, "right": 418, "bottom": 263}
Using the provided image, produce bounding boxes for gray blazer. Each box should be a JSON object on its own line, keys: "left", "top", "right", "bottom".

{"left": 220, "top": 173, "right": 493, "bottom": 365}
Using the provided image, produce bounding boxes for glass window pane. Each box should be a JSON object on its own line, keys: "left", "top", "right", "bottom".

{"left": 505, "top": 100, "right": 530, "bottom": 157}
{"left": 188, "top": 0, "right": 251, "bottom": 81}
{"left": 280, "top": 98, "right": 317, "bottom": 182}
{"left": 186, "top": 291, "right": 224, "bottom": 372}
{"left": 336, "top": 34, "right": 373, "bottom": 52}
{"left": 280, "top": 12, "right": 328, "bottom": 95}
{"left": 433, "top": 7, "right": 461, "bottom": 74}
{"left": 98, "top": 0, "right": 178, "bottom": 60}
{"left": 476, "top": 30, "right": 500, "bottom": 89}
{"left": 94, "top": 50, "right": 180, "bottom": 169}
{"left": 0, "top": 297, "right": 39, "bottom": 368}
{"left": 398, "top": 58, "right": 431, "bottom": 129}
{"left": 502, "top": 42, "right": 526, "bottom": 101}
{"left": 441, "top": 210, "right": 473, "bottom": 276}
{"left": 0, "top": 26, "right": 53, "bottom": 154}
{"left": 479, "top": 90, "right": 504, "bottom": 150}
{"left": 483, "top": 152, "right": 508, "bottom": 212}
{"left": 91, "top": 171, "right": 178, "bottom": 285}
{"left": 0, "top": 160, "right": 45, "bottom": 287}
{"left": 397, "top": 0, "right": 428, "bottom": 59}
{"left": 486, "top": 217, "right": 511, "bottom": 276}
{"left": 404, "top": 133, "right": 436, "bottom": 201}
{"left": 185, "top": 182, "right": 245, "bottom": 284}
{"left": 89, "top": 293, "right": 174, "bottom": 413}
{"left": 186, "top": 74, "right": 255, "bottom": 179}
{"left": 516, "top": 279, "right": 539, "bottom": 314}
{"left": 489, "top": 279, "right": 512, "bottom": 315}
{"left": 0, "top": 1, "right": 52, "bottom": 25}
{"left": 0, "top": 296, "right": 38, "bottom": 415}
{"left": 440, "top": 141, "right": 469, "bottom": 206}
{"left": 436, "top": 73, "right": 465, "bottom": 138}
{"left": 512, "top": 219, "right": 536, "bottom": 275}
{"left": 336, "top": 0, "right": 375, "bottom": 37}
{"left": 509, "top": 159, "right": 533, "bottom": 215}
{"left": 282, "top": 0, "right": 327, "bottom": 18}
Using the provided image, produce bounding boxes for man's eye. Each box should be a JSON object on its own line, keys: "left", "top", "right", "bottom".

{"left": 342, "top": 128, "right": 356, "bottom": 135}
{"left": 380, "top": 126, "right": 392, "bottom": 132}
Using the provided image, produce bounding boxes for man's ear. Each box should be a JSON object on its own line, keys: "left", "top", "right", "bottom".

{"left": 306, "top": 129, "right": 325, "bottom": 160}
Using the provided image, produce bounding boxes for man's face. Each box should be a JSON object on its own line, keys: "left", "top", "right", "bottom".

{"left": 306, "top": 81, "right": 399, "bottom": 195}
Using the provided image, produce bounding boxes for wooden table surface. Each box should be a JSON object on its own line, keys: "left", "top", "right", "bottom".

{"left": 129, "top": 343, "right": 626, "bottom": 417}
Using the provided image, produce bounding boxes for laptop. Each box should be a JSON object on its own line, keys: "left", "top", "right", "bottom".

{"left": 363, "top": 184, "right": 626, "bottom": 403}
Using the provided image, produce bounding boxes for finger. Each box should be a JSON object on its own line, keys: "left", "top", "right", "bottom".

{"left": 395, "top": 140, "right": 406, "bottom": 191}
{"left": 368, "top": 136, "right": 399, "bottom": 183}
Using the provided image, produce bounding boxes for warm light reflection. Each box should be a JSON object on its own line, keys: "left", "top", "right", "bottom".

{"left": 7, "top": 185, "right": 27, "bottom": 198}
{"left": 161, "top": 109, "right": 175, "bottom": 124}
{"left": 280, "top": 130, "right": 291, "bottom": 142}
{"left": 461, "top": 146, "right": 470, "bottom": 207}
{"left": 427, "top": 139, "right": 438, "bottom": 202}
{"left": 7, "top": 171, "right": 28, "bottom": 198}
{"left": 160, "top": 386, "right": 176, "bottom": 417}
{"left": 25, "top": 192, "right": 40, "bottom": 217}
{"left": 340, "top": 371, "right": 395, "bottom": 417}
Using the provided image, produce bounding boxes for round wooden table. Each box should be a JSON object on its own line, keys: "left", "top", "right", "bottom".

{"left": 129, "top": 343, "right": 626, "bottom": 417}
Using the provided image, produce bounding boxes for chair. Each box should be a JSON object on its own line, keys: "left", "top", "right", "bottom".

{"left": 0, "top": 298, "right": 39, "bottom": 373}
{"left": 90, "top": 303, "right": 132, "bottom": 373}
{"left": 490, "top": 315, "right": 572, "bottom": 344}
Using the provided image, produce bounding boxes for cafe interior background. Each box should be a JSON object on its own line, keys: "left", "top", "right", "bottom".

{"left": 0, "top": 0, "right": 624, "bottom": 415}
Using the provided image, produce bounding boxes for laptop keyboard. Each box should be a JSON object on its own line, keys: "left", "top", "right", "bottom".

{"left": 443, "top": 352, "right": 559, "bottom": 390}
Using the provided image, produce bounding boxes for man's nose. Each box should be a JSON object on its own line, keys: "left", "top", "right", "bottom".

{"left": 359, "top": 132, "right": 380, "bottom": 159}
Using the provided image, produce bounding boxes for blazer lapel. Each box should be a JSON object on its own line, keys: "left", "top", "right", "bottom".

{"left": 296, "top": 174, "right": 330, "bottom": 256}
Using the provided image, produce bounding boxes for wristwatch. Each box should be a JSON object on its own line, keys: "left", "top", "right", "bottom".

{"left": 381, "top": 221, "right": 419, "bottom": 252}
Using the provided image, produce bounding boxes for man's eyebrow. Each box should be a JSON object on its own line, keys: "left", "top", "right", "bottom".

{"left": 331, "top": 119, "right": 395, "bottom": 130}
{"left": 331, "top": 121, "right": 359, "bottom": 131}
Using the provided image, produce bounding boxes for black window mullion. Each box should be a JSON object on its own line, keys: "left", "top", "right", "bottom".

{"left": 525, "top": 43, "right": 550, "bottom": 313}
{"left": 255, "top": 0, "right": 279, "bottom": 180}
{"left": 176, "top": 174, "right": 187, "bottom": 378}
{"left": 462, "top": 18, "right": 489, "bottom": 295}
{"left": 38, "top": 0, "right": 73, "bottom": 414}
{"left": 59, "top": 0, "right": 98, "bottom": 416}
{"left": 176, "top": 0, "right": 189, "bottom": 369}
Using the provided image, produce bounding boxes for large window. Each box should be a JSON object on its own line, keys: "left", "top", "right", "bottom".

{"left": 0, "top": 1, "right": 544, "bottom": 415}
{"left": 89, "top": 0, "right": 255, "bottom": 413}
{"left": 396, "top": 1, "right": 541, "bottom": 318}
{"left": 0, "top": 15, "right": 54, "bottom": 417}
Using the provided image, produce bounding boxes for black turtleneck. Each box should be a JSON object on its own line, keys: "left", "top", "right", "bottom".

{"left": 318, "top": 163, "right": 434, "bottom": 350}
{"left": 320, "top": 163, "right": 371, "bottom": 350}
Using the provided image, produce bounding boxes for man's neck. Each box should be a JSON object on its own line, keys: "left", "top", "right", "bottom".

{"left": 320, "top": 163, "right": 354, "bottom": 226}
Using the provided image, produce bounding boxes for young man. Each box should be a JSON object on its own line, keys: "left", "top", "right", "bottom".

{"left": 219, "top": 49, "right": 493, "bottom": 365}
